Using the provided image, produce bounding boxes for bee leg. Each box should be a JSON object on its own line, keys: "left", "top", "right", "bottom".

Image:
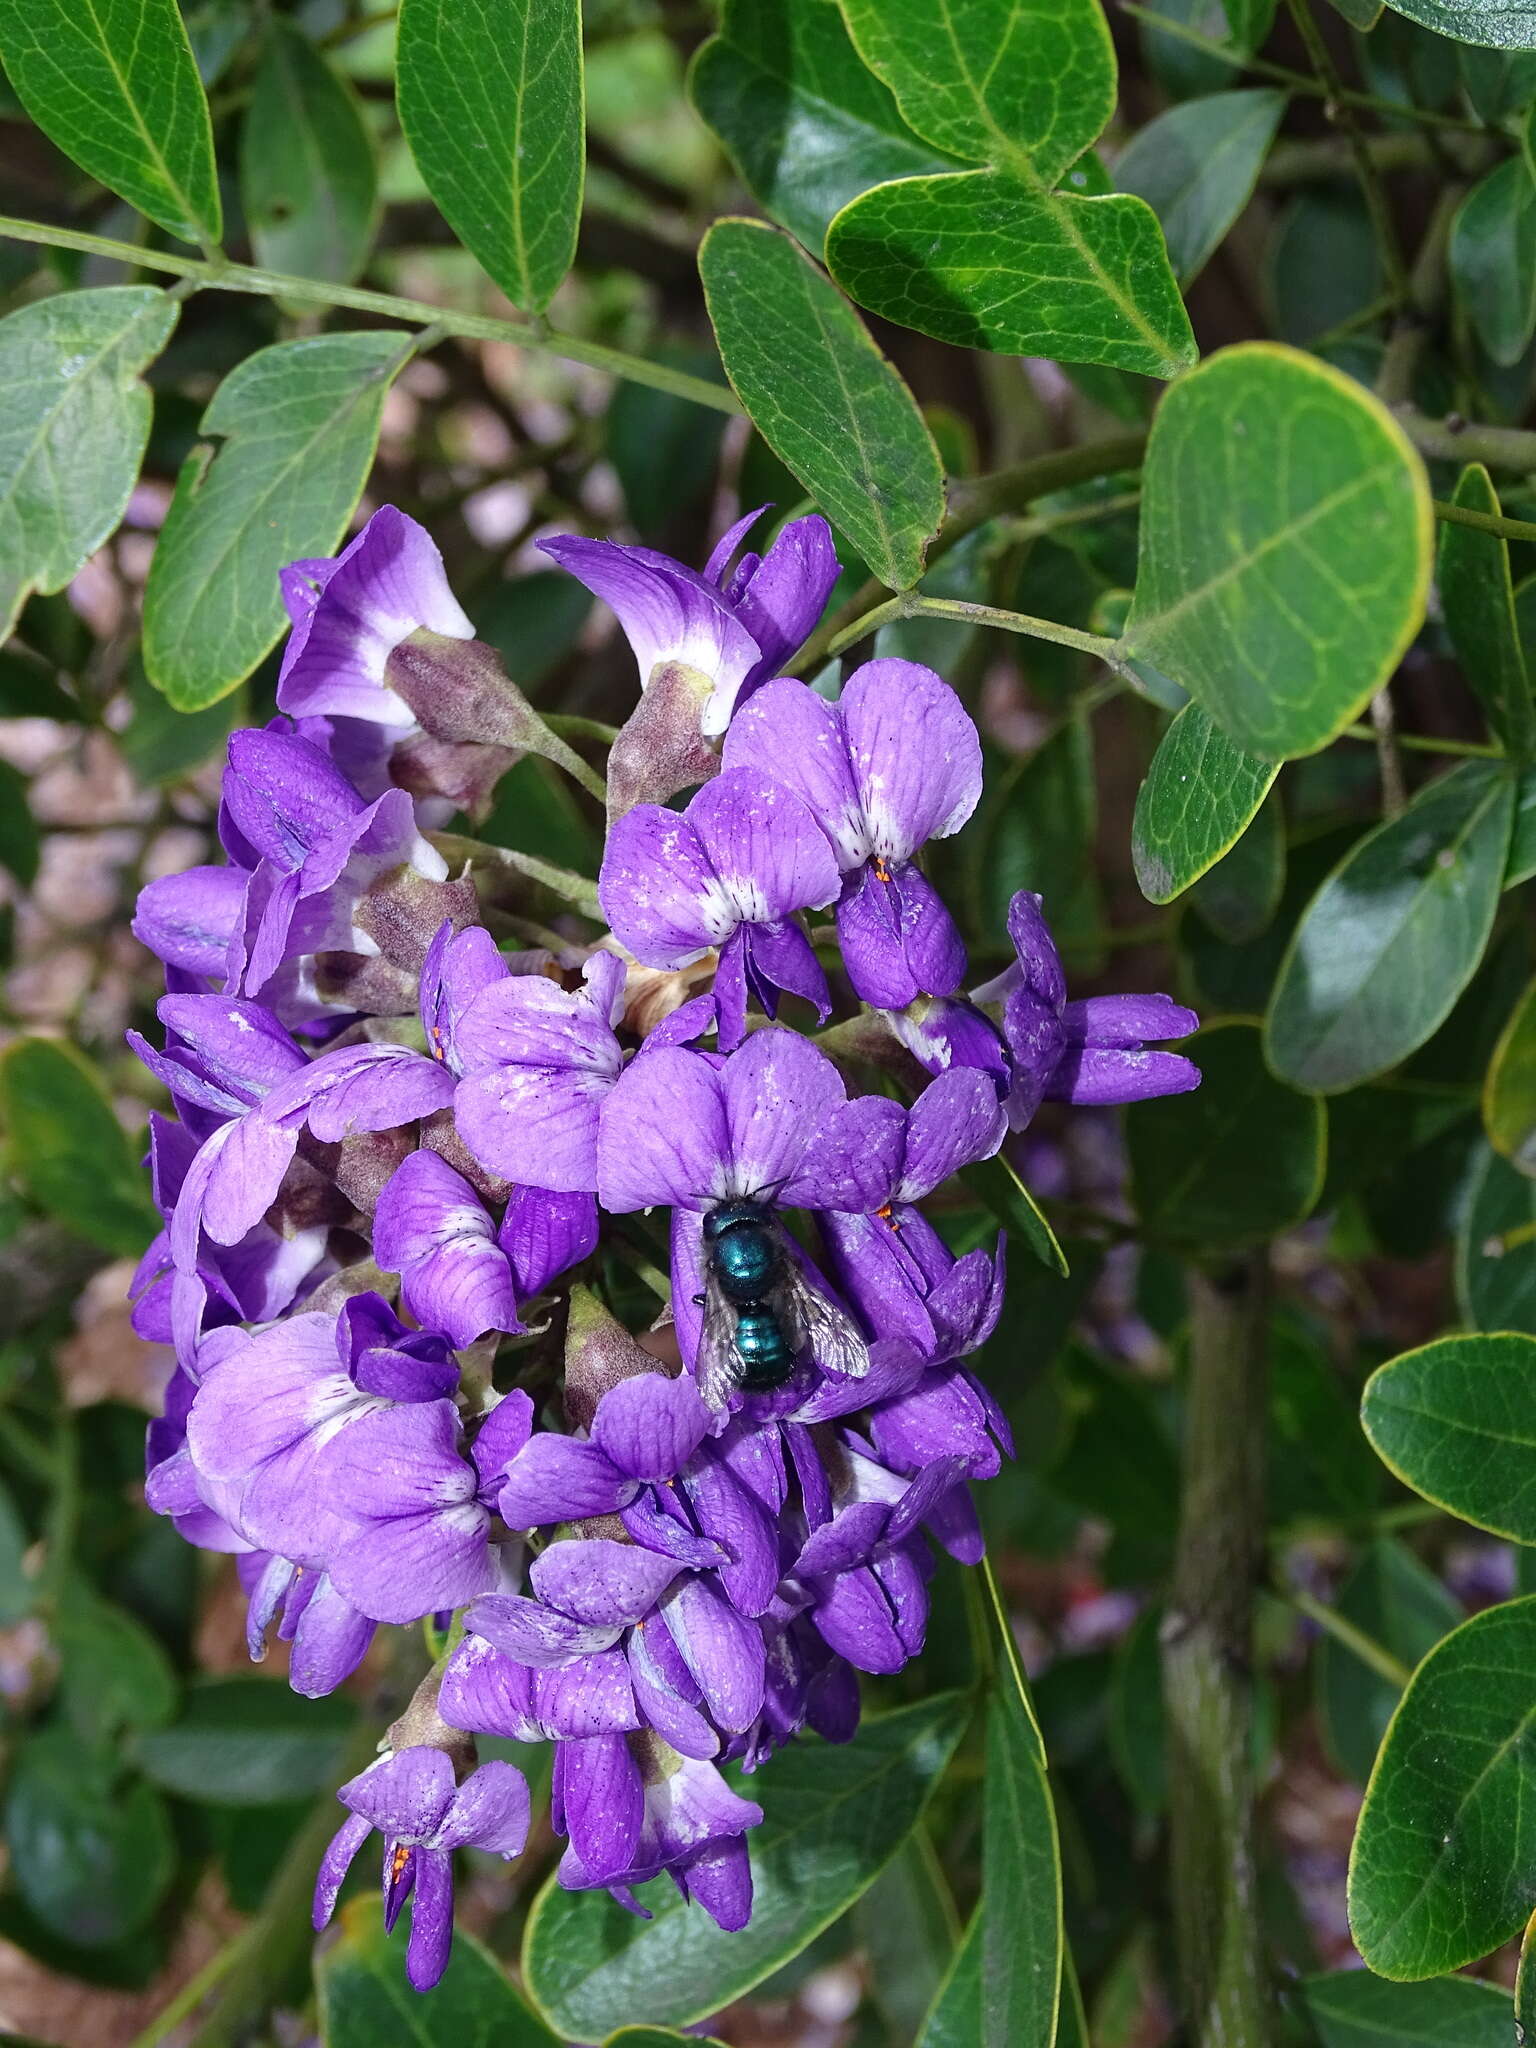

{"left": 691, "top": 1293, "right": 706, "bottom": 1306}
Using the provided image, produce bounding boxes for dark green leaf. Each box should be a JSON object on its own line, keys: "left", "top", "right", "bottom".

{"left": 1050, "top": 1349, "right": 1178, "bottom": 1578}
{"left": 118, "top": 659, "right": 243, "bottom": 785}
{"left": 0, "top": 0, "right": 220, "bottom": 244}
{"left": 980, "top": 1557, "right": 1061, "bottom": 2048}
{"left": 690, "top": 0, "right": 958, "bottom": 251}
{"left": 1451, "top": 157, "right": 1536, "bottom": 369}
{"left": 1519, "top": 1911, "right": 1536, "bottom": 2046}
{"left": 317, "top": 1897, "right": 560, "bottom": 2048}
{"left": 522, "top": 1692, "right": 970, "bottom": 2041}
{"left": 0, "top": 1475, "right": 32, "bottom": 1626}
{"left": 133, "top": 1677, "right": 356, "bottom": 1806}
{"left": 1109, "top": 1604, "right": 1166, "bottom": 1816}
{"left": 1271, "top": 188, "right": 1384, "bottom": 350}
{"left": 699, "top": 218, "right": 944, "bottom": 591}
{"left": 143, "top": 331, "right": 405, "bottom": 710}
{"left": 240, "top": 21, "right": 378, "bottom": 286}
{"left": 56, "top": 1588, "right": 178, "bottom": 1746}
{"left": 0, "top": 287, "right": 179, "bottom": 640}
{"left": 1268, "top": 1318, "right": 1381, "bottom": 1527}
{"left": 837, "top": 0, "right": 1114, "bottom": 180}
{"left": 1438, "top": 464, "right": 1536, "bottom": 757}
{"left": 1127, "top": 1019, "right": 1325, "bottom": 1245}
{"left": 607, "top": 361, "right": 729, "bottom": 542}
{"left": 1485, "top": 972, "right": 1536, "bottom": 1170}
{"left": 0, "top": 1037, "right": 159, "bottom": 1256}
{"left": 1460, "top": 44, "right": 1536, "bottom": 121}
{"left": 1132, "top": 702, "right": 1278, "bottom": 904}
{"left": 826, "top": 172, "right": 1196, "bottom": 379}
{"left": 1507, "top": 761, "right": 1536, "bottom": 886}
{"left": 1458, "top": 1141, "right": 1536, "bottom": 1331}
{"left": 4, "top": 1731, "right": 174, "bottom": 1947}
{"left": 1265, "top": 762, "right": 1514, "bottom": 1093}
{"left": 605, "top": 2034, "right": 729, "bottom": 2048}
{"left": 915, "top": 1910, "right": 982, "bottom": 2048}
{"left": 1301, "top": 1968, "right": 1513, "bottom": 2047}
{"left": 1114, "top": 90, "right": 1286, "bottom": 285}
{"left": 1349, "top": 1595, "right": 1536, "bottom": 1978}
{"left": 853, "top": 1833, "right": 960, "bottom": 2043}
{"left": 1125, "top": 343, "right": 1433, "bottom": 759}
{"left": 397, "top": 0, "right": 584, "bottom": 314}
{"left": 0, "top": 761, "right": 38, "bottom": 888}
{"left": 1363, "top": 1331, "right": 1536, "bottom": 1539}
{"left": 980, "top": 720, "right": 1100, "bottom": 962}
{"left": 1314, "top": 1539, "right": 1459, "bottom": 1785}
{"left": 1188, "top": 792, "right": 1285, "bottom": 942}
{"left": 960, "top": 1153, "right": 1069, "bottom": 1276}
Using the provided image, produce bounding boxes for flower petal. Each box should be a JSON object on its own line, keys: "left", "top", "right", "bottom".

{"left": 597, "top": 1047, "right": 730, "bottom": 1213}
{"left": 722, "top": 675, "right": 865, "bottom": 867}
{"left": 529, "top": 1536, "right": 678, "bottom": 1626}
{"left": 592, "top": 1373, "right": 713, "bottom": 1481}
{"left": 598, "top": 804, "right": 725, "bottom": 966}
{"left": 840, "top": 659, "right": 982, "bottom": 859}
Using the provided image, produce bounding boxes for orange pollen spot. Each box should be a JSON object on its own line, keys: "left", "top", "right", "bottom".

{"left": 430, "top": 1024, "right": 447, "bottom": 1062}
{"left": 874, "top": 857, "right": 893, "bottom": 885}
{"left": 875, "top": 1202, "right": 900, "bottom": 1232}
{"left": 391, "top": 1844, "right": 412, "bottom": 1883}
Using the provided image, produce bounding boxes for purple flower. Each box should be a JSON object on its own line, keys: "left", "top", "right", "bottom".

{"left": 599, "top": 769, "right": 839, "bottom": 1051}
{"left": 988, "top": 892, "right": 1201, "bottom": 1126}
{"left": 133, "top": 865, "right": 248, "bottom": 982}
{"left": 539, "top": 510, "right": 838, "bottom": 736}
{"left": 373, "top": 1148, "right": 520, "bottom": 1348}
{"left": 495, "top": 1370, "right": 714, "bottom": 1529}
{"left": 724, "top": 664, "right": 982, "bottom": 1010}
{"left": 314, "top": 1747, "right": 530, "bottom": 1991}
{"left": 419, "top": 921, "right": 511, "bottom": 1075}
{"left": 239, "top": 1552, "right": 376, "bottom": 1698}
{"left": 277, "top": 507, "right": 474, "bottom": 727}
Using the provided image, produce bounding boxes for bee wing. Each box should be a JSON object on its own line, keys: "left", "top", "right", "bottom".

{"left": 695, "top": 1266, "right": 749, "bottom": 1412}
{"left": 778, "top": 1262, "right": 871, "bottom": 1383}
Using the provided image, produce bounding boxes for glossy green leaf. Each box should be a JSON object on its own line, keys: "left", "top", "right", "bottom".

{"left": 397, "top": 0, "right": 584, "bottom": 315}
{"left": 699, "top": 218, "right": 944, "bottom": 591}
{"left": 0, "top": 0, "right": 220, "bottom": 244}
{"left": 1125, "top": 343, "right": 1433, "bottom": 759}
{"left": 1439, "top": 464, "right": 1536, "bottom": 757}
{"left": 837, "top": 0, "right": 1112, "bottom": 179}
{"left": 1485, "top": 972, "right": 1536, "bottom": 1170}
{"left": 1113, "top": 90, "right": 1285, "bottom": 284}
{"left": 1127, "top": 1019, "right": 1325, "bottom": 1245}
{"left": 690, "top": 0, "right": 957, "bottom": 251}
{"left": 4, "top": 1731, "right": 175, "bottom": 1948}
{"left": 240, "top": 21, "right": 377, "bottom": 285}
{"left": 0, "top": 1037, "right": 159, "bottom": 1256}
{"left": 1451, "top": 158, "right": 1536, "bottom": 367}
{"left": 1460, "top": 44, "right": 1536, "bottom": 120}
{"left": 1314, "top": 1539, "right": 1459, "bottom": 1786}
{"left": 826, "top": 171, "right": 1196, "bottom": 379}
{"left": 1301, "top": 1969, "right": 1513, "bottom": 2047}
{"left": 1363, "top": 1332, "right": 1536, "bottom": 1539}
{"left": 143, "top": 331, "right": 405, "bottom": 710}
{"left": 0, "top": 287, "right": 179, "bottom": 641}
{"left": 980, "top": 1557, "right": 1061, "bottom": 2048}
{"left": 915, "top": 1910, "right": 982, "bottom": 2048}
{"left": 1132, "top": 702, "right": 1279, "bottom": 904}
{"left": 1265, "top": 761, "right": 1514, "bottom": 1093}
{"left": 1349, "top": 1595, "right": 1536, "bottom": 1978}
{"left": 1458, "top": 1141, "right": 1536, "bottom": 1331}
{"left": 522, "top": 1692, "right": 970, "bottom": 2041}
{"left": 854, "top": 1834, "right": 960, "bottom": 2042}
{"left": 1188, "top": 793, "right": 1285, "bottom": 942}
{"left": 317, "top": 1898, "right": 560, "bottom": 2048}
{"left": 134, "top": 1677, "right": 356, "bottom": 1806}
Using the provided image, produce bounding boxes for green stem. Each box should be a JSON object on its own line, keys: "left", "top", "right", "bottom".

{"left": 1434, "top": 497, "right": 1536, "bottom": 545}
{"left": 1396, "top": 405, "right": 1536, "bottom": 472}
{"left": 0, "top": 215, "right": 739, "bottom": 415}
{"left": 128, "top": 1933, "right": 252, "bottom": 2048}
{"left": 1339, "top": 722, "right": 1504, "bottom": 757}
{"left": 826, "top": 591, "right": 1128, "bottom": 669}
{"left": 1281, "top": 1586, "right": 1413, "bottom": 1689}
{"left": 1164, "top": 1255, "right": 1273, "bottom": 2048}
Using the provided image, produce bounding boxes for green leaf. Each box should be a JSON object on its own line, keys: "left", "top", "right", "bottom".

{"left": 55, "top": 1588, "right": 178, "bottom": 1747}
{"left": 118, "top": 659, "right": 242, "bottom": 785}
{"left": 1460, "top": 44, "right": 1536, "bottom": 121}
{"left": 979, "top": 1556, "right": 1061, "bottom": 2048}
{"left": 1113, "top": 90, "right": 1286, "bottom": 285}
{"left": 240, "top": 20, "right": 378, "bottom": 286}
{"left": 690, "top": 0, "right": 958, "bottom": 252}
{"left": 0, "top": 286, "right": 179, "bottom": 641}
{"left": 1132, "top": 702, "right": 1279, "bottom": 904}
{"left": 915, "top": 1910, "right": 982, "bottom": 2048}
{"left": 980, "top": 720, "right": 1101, "bottom": 962}
{"left": 1458, "top": 1141, "right": 1536, "bottom": 1331}
{"left": 1363, "top": 1332, "right": 1536, "bottom": 1539}
{"left": 1265, "top": 761, "right": 1514, "bottom": 1093}
{"left": 397, "top": 0, "right": 584, "bottom": 315}
{"left": 1301, "top": 1969, "right": 1513, "bottom": 2047}
{"left": 1268, "top": 1318, "right": 1382, "bottom": 1528}
{"left": 0, "top": 761, "right": 38, "bottom": 888}
{"left": 1439, "top": 465, "right": 1536, "bottom": 757}
{"left": 1519, "top": 1912, "right": 1536, "bottom": 2047}
{"left": 837, "top": 0, "right": 1114, "bottom": 180}
{"left": 1108, "top": 1604, "right": 1166, "bottom": 1816}
{"left": 0, "top": 1476, "right": 31, "bottom": 1626}
{"left": 133, "top": 1677, "right": 356, "bottom": 1806}
{"left": 1451, "top": 157, "right": 1536, "bottom": 368}
{"left": 4, "top": 1730, "right": 175, "bottom": 1948}
{"left": 1127, "top": 1019, "right": 1325, "bottom": 1245}
{"left": 522, "top": 1692, "right": 970, "bottom": 2041}
{"left": 1509, "top": 761, "right": 1536, "bottom": 885}
{"left": 853, "top": 1834, "right": 959, "bottom": 2043}
{"left": 1125, "top": 343, "right": 1433, "bottom": 760}
{"left": 317, "top": 1897, "right": 560, "bottom": 2048}
{"left": 1314, "top": 1539, "right": 1458, "bottom": 1786}
{"left": 0, "top": 1037, "right": 159, "bottom": 1256}
{"left": 1485, "top": 972, "right": 1536, "bottom": 1170}
{"left": 826, "top": 171, "right": 1196, "bottom": 379}
{"left": 960, "top": 1153, "right": 1069, "bottom": 1276}
{"left": 605, "top": 2034, "right": 728, "bottom": 2048}
{"left": 0, "top": 0, "right": 220, "bottom": 244}
{"left": 1349, "top": 1594, "right": 1536, "bottom": 1978}
{"left": 699, "top": 218, "right": 944, "bottom": 591}
{"left": 143, "top": 331, "right": 406, "bottom": 710}
{"left": 1188, "top": 792, "right": 1285, "bottom": 943}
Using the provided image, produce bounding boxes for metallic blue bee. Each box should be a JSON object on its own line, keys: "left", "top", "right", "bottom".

{"left": 695, "top": 1197, "right": 869, "bottom": 1410}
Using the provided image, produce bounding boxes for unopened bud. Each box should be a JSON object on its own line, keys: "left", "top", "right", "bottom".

{"left": 606, "top": 661, "right": 719, "bottom": 821}
{"left": 563, "top": 1283, "right": 679, "bottom": 1431}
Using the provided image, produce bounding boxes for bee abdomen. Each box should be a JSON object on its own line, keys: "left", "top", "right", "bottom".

{"left": 735, "top": 1305, "right": 796, "bottom": 1388}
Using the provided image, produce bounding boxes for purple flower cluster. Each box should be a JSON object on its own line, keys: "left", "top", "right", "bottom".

{"left": 129, "top": 505, "right": 1199, "bottom": 1988}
